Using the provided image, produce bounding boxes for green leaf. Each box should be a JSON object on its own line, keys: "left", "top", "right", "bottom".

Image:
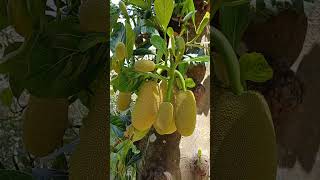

{"left": 126, "top": 21, "right": 135, "bottom": 60}
{"left": 0, "top": 88, "right": 13, "bottom": 107}
{"left": 185, "top": 78, "right": 196, "bottom": 88}
{"left": 0, "top": 170, "right": 34, "bottom": 180}
{"left": 150, "top": 35, "right": 167, "bottom": 55}
{"left": 181, "top": 55, "right": 210, "bottom": 64}
{"left": 128, "top": 0, "right": 148, "bottom": 9}
{"left": 239, "top": 52, "right": 273, "bottom": 83}
{"left": 78, "top": 33, "right": 107, "bottom": 52}
{"left": 154, "top": 0, "right": 174, "bottom": 30}
{"left": 182, "top": 0, "right": 196, "bottom": 26}
{"left": 196, "top": 12, "right": 210, "bottom": 35}
{"left": 219, "top": 1, "right": 250, "bottom": 50}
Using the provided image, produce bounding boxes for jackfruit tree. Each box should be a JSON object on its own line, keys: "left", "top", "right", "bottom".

{"left": 110, "top": 0, "right": 210, "bottom": 178}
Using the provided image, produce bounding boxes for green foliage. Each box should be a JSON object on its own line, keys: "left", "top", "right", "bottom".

{"left": 239, "top": 52, "right": 273, "bottom": 83}
{"left": 0, "top": 87, "right": 13, "bottom": 107}
{"left": 154, "top": 0, "right": 174, "bottom": 31}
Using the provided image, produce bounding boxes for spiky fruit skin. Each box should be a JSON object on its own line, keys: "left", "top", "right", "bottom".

{"left": 175, "top": 90, "right": 197, "bottom": 136}
{"left": 69, "top": 79, "right": 108, "bottom": 180}
{"left": 79, "top": 0, "right": 107, "bottom": 33}
{"left": 117, "top": 92, "right": 131, "bottom": 111}
{"left": 22, "top": 96, "right": 69, "bottom": 157}
{"left": 115, "top": 42, "right": 126, "bottom": 61}
{"left": 7, "top": 0, "right": 33, "bottom": 37}
{"left": 213, "top": 89, "right": 277, "bottom": 180}
{"left": 132, "top": 81, "right": 161, "bottom": 131}
{"left": 134, "top": 60, "right": 156, "bottom": 73}
{"left": 155, "top": 102, "right": 174, "bottom": 130}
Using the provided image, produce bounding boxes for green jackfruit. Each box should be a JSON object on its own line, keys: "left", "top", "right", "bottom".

{"left": 212, "top": 88, "right": 277, "bottom": 180}
{"left": 154, "top": 116, "right": 176, "bottom": 135}
{"left": 79, "top": 0, "right": 107, "bottom": 33}
{"left": 69, "top": 76, "right": 108, "bottom": 180}
{"left": 7, "top": 0, "right": 33, "bottom": 37}
{"left": 22, "top": 95, "right": 69, "bottom": 157}
{"left": 134, "top": 60, "right": 156, "bottom": 73}
{"left": 132, "top": 81, "right": 161, "bottom": 131}
{"left": 175, "top": 90, "right": 197, "bottom": 136}
{"left": 117, "top": 91, "right": 131, "bottom": 111}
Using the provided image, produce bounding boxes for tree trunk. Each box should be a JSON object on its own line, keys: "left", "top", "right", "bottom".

{"left": 136, "top": 130, "right": 182, "bottom": 180}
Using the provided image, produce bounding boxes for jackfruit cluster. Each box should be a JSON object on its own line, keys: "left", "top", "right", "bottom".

{"left": 22, "top": 95, "right": 69, "bottom": 157}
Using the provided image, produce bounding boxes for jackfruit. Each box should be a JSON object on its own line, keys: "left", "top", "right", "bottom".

{"left": 115, "top": 42, "right": 126, "bottom": 61}
{"left": 159, "top": 80, "right": 168, "bottom": 102}
{"left": 79, "top": 0, "right": 107, "bottom": 33}
{"left": 134, "top": 59, "right": 156, "bottom": 73}
{"left": 69, "top": 77, "right": 108, "bottom": 180}
{"left": 117, "top": 91, "right": 131, "bottom": 111}
{"left": 154, "top": 102, "right": 174, "bottom": 130}
{"left": 7, "top": 0, "right": 33, "bottom": 37}
{"left": 132, "top": 81, "right": 161, "bottom": 131}
{"left": 22, "top": 95, "right": 69, "bottom": 157}
{"left": 212, "top": 88, "right": 277, "bottom": 180}
{"left": 154, "top": 116, "right": 176, "bottom": 135}
{"left": 175, "top": 90, "right": 197, "bottom": 136}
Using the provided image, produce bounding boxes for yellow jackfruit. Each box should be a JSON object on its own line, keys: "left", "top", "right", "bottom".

{"left": 22, "top": 95, "right": 69, "bottom": 157}
{"left": 79, "top": 0, "right": 107, "bottom": 33}
{"left": 134, "top": 60, "right": 156, "bottom": 73}
{"left": 132, "top": 81, "right": 161, "bottom": 131}
{"left": 175, "top": 90, "right": 197, "bottom": 136}
{"left": 69, "top": 76, "right": 108, "bottom": 180}
{"left": 7, "top": 0, "right": 33, "bottom": 37}
{"left": 154, "top": 102, "right": 174, "bottom": 130}
{"left": 212, "top": 88, "right": 277, "bottom": 180}
{"left": 115, "top": 42, "right": 126, "bottom": 61}
{"left": 117, "top": 91, "right": 131, "bottom": 111}
{"left": 154, "top": 116, "right": 176, "bottom": 135}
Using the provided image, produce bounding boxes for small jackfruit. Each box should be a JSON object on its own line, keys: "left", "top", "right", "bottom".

{"left": 132, "top": 81, "right": 161, "bottom": 131}
{"left": 175, "top": 90, "right": 197, "bottom": 136}
{"left": 22, "top": 95, "right": 69, "bottom": 157}
{"left": 134, "top": 60, "right": 156, "bottom": 73}
{"left": 115, "top": 42, "right": 126, "bottom": 61}
{"left": 79, "top": 0, "right": 107, "bottom": 33}
{"left": 69, "top": 79, "right": 108, "bottom": 180}
{"left": 212, "top": 88, "right": 277, "bottom": 180}
{"left": 117, "top": 91, "right": 131, "bottom": 111}
{"left": 154, "top": 102, "right": 174, "bottom": 130}
{"left": 7, "top": 0, "right": 33, "bottom": 37}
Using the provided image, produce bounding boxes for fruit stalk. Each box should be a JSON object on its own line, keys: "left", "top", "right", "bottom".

{"left": 211, "top": 26, "right": 244, "bottom": 95}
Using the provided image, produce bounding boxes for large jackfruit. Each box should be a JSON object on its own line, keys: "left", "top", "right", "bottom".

{"left": 175, "top": 90, "right": 197, "bottom": 136}
{"left": 212, "top": 88, "right": 277, "bottom": 180}
{"left": 7, "top": 0, "right": 33, "bottom": 37}
{"left": 22, "top": 95, "right": 69, "bottom": 157}
{"left": 69, "top": 77, "right": 108, "bottom": 180}
{"left": 79, "top": 0, "right": 107, "bottom": 33}
{"left": 132, "top": 81, "right": 161, "bottom": 131}
{"left": 117, "top": 91, "right": 131, "bottom": 111}
{"left": 154, "top": 81, "right": 177, "bottom": 135}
